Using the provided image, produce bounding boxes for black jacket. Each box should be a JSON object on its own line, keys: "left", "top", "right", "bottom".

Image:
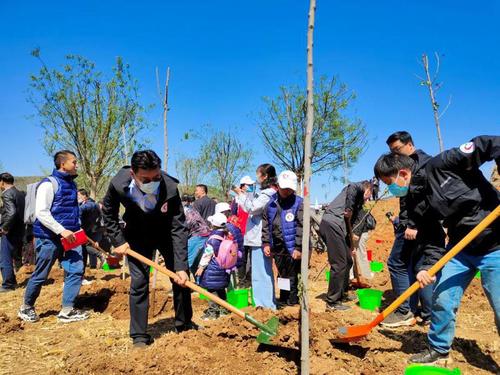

{"left": 192, "top": 195, "right": 216, "bottom": 222}
{"left": 323, "top": 182, "right": 366, "bottom": 227}
{"left": 419, "top": 135, "right": 500, "bottom": 269}
{"left": 102, "top": 167, "right": 189, "bottom": 272}
{"left": 0, "top": 186, "right": 26, "bottom": 242}
{"left": 398, "top": 149, "right": 432, "bottom": 229}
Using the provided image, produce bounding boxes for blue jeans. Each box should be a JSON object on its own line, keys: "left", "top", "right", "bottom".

{"left": 24, "top": 238, "right": 84, "bottom": 308}
{"left": 429, "top": 249, "right": 500, "bottom": 354}
{"left": 0, "top": 236, "right": 21, "bottom": 289}
{"left": 251, "top": 246, "right": 276, "bottom": 309}
{"left": 388, "top": 230, "right": 433, "bottom": 318}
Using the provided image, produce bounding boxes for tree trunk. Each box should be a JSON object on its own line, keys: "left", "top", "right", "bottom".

{"left": 301, "top": 1, "right": 316, "bottom": 373}
{"left": 422, "top": 54, "right": 444, "bottom": 152}
{"left": 163, "top": 67, "right": 170, "bottom": 172}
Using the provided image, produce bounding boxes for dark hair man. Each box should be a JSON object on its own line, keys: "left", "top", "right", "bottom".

{"left": 102, "top": 149, "right": 194, "bottom": 347}
{"left": 374, "top": 135, "right": 500, "bottom": 365}
{"left": 192, "top": 184, "right": 216, "bottom": 221}
{"left": 382, "top": 131, "right": 434, "bottom": 328}
{"left": 77, "top": 189, "right": 104, "bottom": 276}
{"left": 19, "top": 150, "right": 89, "bottom": 323}
{"left": 319, "top": 180, "right": 372, "bottom": 311}
{"left": 0, "top": 173, "right": 25, "bottom": 292}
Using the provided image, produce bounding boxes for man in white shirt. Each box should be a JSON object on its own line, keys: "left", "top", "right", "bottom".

{"left": 19, "top": 150, "right": 89, "bottom": 323}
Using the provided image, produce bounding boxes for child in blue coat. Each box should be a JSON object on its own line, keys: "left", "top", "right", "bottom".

{"left": 195, "top": 212, "right": 232, "bottom": 320}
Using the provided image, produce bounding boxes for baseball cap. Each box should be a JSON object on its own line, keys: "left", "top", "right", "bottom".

{"left": 207, "top": 213, "right": 227, "bottom": 227}
{"left": 239, "top": 175, "right": 255, "bottom": 185}
{"left": 215, "top": 202, "right": 231, "bottom": 214}
{"left": 278, "top": 170, "right": 298, "bottom": 191}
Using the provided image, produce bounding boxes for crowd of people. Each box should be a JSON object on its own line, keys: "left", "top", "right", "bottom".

{"left": 0, "top": 132, "right": 498, "bottom": 366}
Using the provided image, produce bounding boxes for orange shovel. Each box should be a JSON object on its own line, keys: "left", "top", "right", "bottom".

{"left": 336, "top": 205, "right": 499, "bottom": 343}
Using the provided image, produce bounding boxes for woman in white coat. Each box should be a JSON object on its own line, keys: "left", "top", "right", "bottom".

{"left": 234, "top": 164, "right": 278, "bottom": 309}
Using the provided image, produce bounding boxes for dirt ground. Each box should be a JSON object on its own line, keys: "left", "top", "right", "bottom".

{"left": 0, "top": 198, "right": 498, "bottom": 374}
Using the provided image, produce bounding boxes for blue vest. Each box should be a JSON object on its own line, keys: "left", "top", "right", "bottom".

{"left": 267, "top": 195, "right": 303, "bottom": 255}
{"left": 33, "top": 169, "right": 81, "bottom": 239}
{"left": 200, "top": 229, "right": 230, "bottom": 290}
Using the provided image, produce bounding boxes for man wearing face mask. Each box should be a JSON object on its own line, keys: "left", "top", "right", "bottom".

{"left": 382, "top": 131, "right": 435, "bottom": 328}
{"left": 374, "top": 135, "right": 499, "bottom": 365}
{"left": 102, "top": 150, "right": 194, "bottom": 347}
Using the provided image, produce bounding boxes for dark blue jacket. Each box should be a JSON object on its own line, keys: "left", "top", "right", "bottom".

{"left": 33, "top": 169, "right": 80, "bottom": 239}
{"left": 200, "top": 229, "right": 230, "bottom": 290}
{"left": 79, "top": 198, "right": 101, "bottom": 235}
{"left": 263, "top": 194, "right": 303, "bottom": 255}
{"left": 227, "top": 222, "right": 244, "bottom": 266}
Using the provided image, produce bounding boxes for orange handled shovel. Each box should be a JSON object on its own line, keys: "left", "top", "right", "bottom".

{"left": 336, "top": 205, "right": 500, "bottom": 343}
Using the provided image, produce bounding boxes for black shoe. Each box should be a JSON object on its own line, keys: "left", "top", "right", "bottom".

{"left": 0, "top": 286, "right": 15, "bottom": 293}
{"left": 326, "top": 302, "right": 351, "bottom": 311}
{"left": 341, "top": 294, "right": 357, "bottom": 303}
{"left": 409, "top": 347, "right": 451, "bottom": 365}
{"left": 57, "top": 308, "right": 90, "bottom": 323}
{"left": 18, "top": 306, "right": 40, "bottom": 322}
{"left": 201, "top": 310, "right": 219, "bottom": 321}
{"left": 381, "top": 311, "right": 416, "bottom": 328}
{"left": 175, "top": 321, "right": 201, "bottom": 333}
{"left": 133, "top": 336, "right": 154, "bottom": 348}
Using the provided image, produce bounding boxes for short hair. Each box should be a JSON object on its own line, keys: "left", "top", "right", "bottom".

{"left": 386, "top": 131, "right": 414, "bottom": 146}
{"left": 78, "top": 188, "right": 89, "bottom": 197}
{"left": 196, "top": 184, "right": 208, "bottom": 194}
{"left": 0, "top": 172, "right": 14, "bottom": 184}
{"left": 54, "top": 150, "right": 76, "bottom": 169}
{"left": 131, "top": 150, "right": 162, "bottom": 172}
{"left": 181, "top": 194, "right": 195, "bottom": 203}
{"left": 374, "top": 153, "right": 416, "bottom": 179}
{"left": 360, "top": 180, "right": 372, "bottom": 190}
{"left": 257, "top": 163, "right": 277, "bottom": 189}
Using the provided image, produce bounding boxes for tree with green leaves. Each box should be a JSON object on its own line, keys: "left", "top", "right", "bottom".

{"left": 196, "top": 127, "right": 252, "bottom": 197}
{"left": 258, "top": 76, "right": 367, "bottom": 187}
{"left": 28, "top": 49, "right": 150, "bottom": 198}
{"left": 175, "top": 154, "right": 203, "bottom": 194}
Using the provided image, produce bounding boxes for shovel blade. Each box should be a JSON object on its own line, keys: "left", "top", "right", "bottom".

{"left": 255, "top": 316, "right": 279, "bottom": 344}
{"left": 335, "top": 322, "right": 374, "bottom": 343}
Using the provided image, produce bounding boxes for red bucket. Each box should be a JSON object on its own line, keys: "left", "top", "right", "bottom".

{"left": 367, "top": 250, "right": 373, "bottom": 261}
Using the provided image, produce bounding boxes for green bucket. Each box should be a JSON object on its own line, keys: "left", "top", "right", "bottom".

{"left": 102, "top": 263, "right": 114, "bottom": 272}
{"left": 475, "top": 271, "right": 481, "bottom": 279}
{"left": 199, "top": 289, "right": 209, "bottom": 300}
{"left": 405, "top": 365, "right": 461, "bottom": 375}
{"left": 249, "top": 288, "right": 256, "bottom": 307}
{"left": 356, "top": 288, "right": 383, "bottom": 311}
{"left": 326, "top": 270, "right": 330, "bottom": 282}
{"left": 227, "top": 288, "right": 250, "bottom": 309}
{"left": 370, "top": 261, "right": 384, "bottom": 273}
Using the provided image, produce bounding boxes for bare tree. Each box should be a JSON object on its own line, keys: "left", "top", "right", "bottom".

{"left": 258, "top": 76, "right": 367, "bottom": 187}
{"left": 28, "top": 49, "right": 149, "bottom": 198}
{"left": 300, "top": 0, "right": 316, "bottom": 373}
{"left": 156, "top": 67, "right": 170, "bottom": 172}
{"left": 418, "top": 53, "right": 452, "bottom": 153}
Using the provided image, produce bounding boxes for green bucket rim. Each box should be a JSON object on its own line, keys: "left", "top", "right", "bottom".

{"left": 405, "top": 364, "right": 461, "bottom": 375}
{"left": 370, "top": 261, "right": 384, "bottom": 272}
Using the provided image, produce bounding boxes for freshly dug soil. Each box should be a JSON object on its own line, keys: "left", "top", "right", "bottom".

{"left": 0, "top": 199, "right": 498, "bottom": 374}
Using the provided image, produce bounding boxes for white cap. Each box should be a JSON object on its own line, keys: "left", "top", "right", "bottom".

{"left": 207, "top": 212, "right": 227, "bottom": 227}
{"left": 215, "top": 202, "right": 231, "bottom": 214}
{"left": 278, "top": 170, "right": 298, "bottom": 191}
{"left": 239, "top": 175, "right": 255, "bottom": 185}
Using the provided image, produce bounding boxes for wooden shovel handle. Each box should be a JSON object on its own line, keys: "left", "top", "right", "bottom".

{"left": 379, "top": 205, "right": 500, "bottom": 321}
{"left": 125, "top": 248, "right": 246, "bottom": 319}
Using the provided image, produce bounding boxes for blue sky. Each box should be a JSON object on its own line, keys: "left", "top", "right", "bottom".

{"left": 0, "top": 1, "right": 499, "bottom": 201}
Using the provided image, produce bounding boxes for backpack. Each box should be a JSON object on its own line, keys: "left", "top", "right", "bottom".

{"left": 209, "top": 234, "right": 239, "bottom": 270}
{"left": 24, "top": 177, "right": 59, "bottom": 225}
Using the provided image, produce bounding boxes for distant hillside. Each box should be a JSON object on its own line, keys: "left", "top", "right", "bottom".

{"left": 10, "top": 176, "right": 43, "bottom": 192}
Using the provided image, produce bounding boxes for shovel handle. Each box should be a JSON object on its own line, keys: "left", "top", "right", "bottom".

{"left": 124, "top": 248, "right": 246, "bottom": 319}
{"left": 379, "top": 205, "right": 500, "bottom": 322}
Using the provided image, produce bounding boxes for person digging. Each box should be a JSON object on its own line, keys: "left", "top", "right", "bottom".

{"left": 374, "top": 135, "right": 500, "bottom": 365}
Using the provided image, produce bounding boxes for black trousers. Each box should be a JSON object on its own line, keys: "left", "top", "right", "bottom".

{"left": 237, "top": 245, "right": 252, "bottom": 287}
{"left": 128, "top": 245, "right": 193, "bottom": 343}
{"left": 319, "top": 217, "right": 353, "bottom": 305}
{"left": 273, "top": 247, "right": 301, "bottom": 305}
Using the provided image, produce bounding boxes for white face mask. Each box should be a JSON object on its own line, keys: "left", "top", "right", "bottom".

{"left": 138, "top": 180, "right": 160, "bottom": 194}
